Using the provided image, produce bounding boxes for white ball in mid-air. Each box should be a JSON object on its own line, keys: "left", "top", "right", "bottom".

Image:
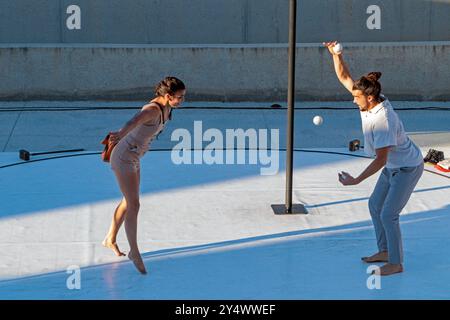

{"left": 333, "top": 43, "right": 343, "bottom": 54}
{"left": 313, "top": 115, "right": 323, "bottom": 126}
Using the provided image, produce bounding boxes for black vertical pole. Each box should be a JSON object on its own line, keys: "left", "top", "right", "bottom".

{"left": 271, "top": 0, "right": 307, "bottom": 215}
{"left": 285, "top": 0, "right": 296, "bottom": 213}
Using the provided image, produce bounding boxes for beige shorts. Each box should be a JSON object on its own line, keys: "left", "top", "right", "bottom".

{"left": 110, "top": 139, "right": 146, "bottom": 173}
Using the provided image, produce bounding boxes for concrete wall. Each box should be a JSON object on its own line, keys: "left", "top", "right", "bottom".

{"left": 1, "top": 42, "right": 449, "bottom": 101}
{"left": 0, "top": 0, "right": 450, "bottom": 44}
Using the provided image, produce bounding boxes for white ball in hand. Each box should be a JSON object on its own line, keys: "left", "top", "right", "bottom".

{"left": 333, "top": 43, "right": 343, "bottom": 54}
{"left": 313, "top": 115, "right": 323, "bottom": 126}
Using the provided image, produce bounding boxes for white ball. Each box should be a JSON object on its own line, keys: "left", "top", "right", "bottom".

{"left": 313, "top": 115, "right": 323, "bottom": 126}
{"left": 333, "top": 43, "right": 343, "bottom": 54}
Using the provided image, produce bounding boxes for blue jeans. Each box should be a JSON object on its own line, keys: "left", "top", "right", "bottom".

{"left": 368, "top": 163, "right": 424, "bottom": 264}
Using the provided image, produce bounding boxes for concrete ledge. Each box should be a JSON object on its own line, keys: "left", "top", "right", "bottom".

{"left": 1, "top": 42, "right": 449, "bottom": 101}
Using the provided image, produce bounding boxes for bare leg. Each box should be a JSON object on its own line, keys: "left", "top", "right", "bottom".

{"left": 103, "top": 198, "right": 127, "bottom": 256}
{"left": 113, "top": 168, "right": 147, "bottom": 274}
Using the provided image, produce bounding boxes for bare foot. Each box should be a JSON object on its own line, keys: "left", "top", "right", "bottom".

{"left": 102, "top": 238, "right": 126, "bottom": 257}
{"left": 361, "top": 251, "right": 388, "bottom": 263}
{"left": 372, "top": 263, "right": 403, "bottom": 276}
{"left": 128, "top": 251, "right": 147, "bottom": 275}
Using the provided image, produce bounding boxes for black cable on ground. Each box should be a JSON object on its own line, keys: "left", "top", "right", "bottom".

{"left": 0, "top": 148, "right": 448, "bottom": 180}
{"left": 1, "top": 106, "right": 450, "bottom": 112}
{"left": 0, "top": 152, "right": 101, "bottom": 169}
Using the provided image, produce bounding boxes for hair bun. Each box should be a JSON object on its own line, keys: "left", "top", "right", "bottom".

{"left": 154, "top": 76, "right": 186, "bottom": 97}
{"left": 366, "top": 72, "right": 382, "bottom": 81}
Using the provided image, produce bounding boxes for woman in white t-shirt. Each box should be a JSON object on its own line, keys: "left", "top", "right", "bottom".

{"left": 324, "top": 41, "right": 424, "bottom": 276}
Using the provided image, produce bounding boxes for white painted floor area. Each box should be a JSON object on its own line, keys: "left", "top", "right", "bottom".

{"left": 0, "top": 100, "right": 449, "bottom": 299}
{"left": 0, "top": 147, "right": 449, "bottom": 299}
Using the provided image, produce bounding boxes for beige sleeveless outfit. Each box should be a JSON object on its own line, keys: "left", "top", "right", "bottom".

{"left": 110, "top": 103, "right": 169, "bottom": 173}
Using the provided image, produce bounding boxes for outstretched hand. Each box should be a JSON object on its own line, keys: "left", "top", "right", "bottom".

{"left": 338, "top": 171, "right": 359, "bottom": 186}
{"left": 323, "top": 41, "right": 340, "bottom": 56}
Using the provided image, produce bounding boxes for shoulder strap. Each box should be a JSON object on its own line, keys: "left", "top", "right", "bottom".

{"left": 150, "top": 102, "right": 165, "bottom": 125}
{"left": 153, "top": 102, "right": 173, "bottom": 124}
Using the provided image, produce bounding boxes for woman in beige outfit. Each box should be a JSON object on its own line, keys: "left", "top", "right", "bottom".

{"left": 103, "top": 77, "right": 186, "bottom": 274}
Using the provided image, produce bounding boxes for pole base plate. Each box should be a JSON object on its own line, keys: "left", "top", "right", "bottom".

{"left": 271, "top": 204, "right": 308, "bottom": 215}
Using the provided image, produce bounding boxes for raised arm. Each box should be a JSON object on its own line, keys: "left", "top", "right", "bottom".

{"left": 323, "top": 41, "right": 355, "bottom": 93}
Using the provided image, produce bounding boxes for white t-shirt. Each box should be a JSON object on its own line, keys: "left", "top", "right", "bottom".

{"left": 361, "top": 97, "right": 423, "bottom": 169}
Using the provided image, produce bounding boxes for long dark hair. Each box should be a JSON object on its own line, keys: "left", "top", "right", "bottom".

{"left": 352, "top": 72, "right": 382, "bottom": 101}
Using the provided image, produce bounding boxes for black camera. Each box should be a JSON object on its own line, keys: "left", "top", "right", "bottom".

{"left": 349, "top": 139, "right": 361, "bottom": 152}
